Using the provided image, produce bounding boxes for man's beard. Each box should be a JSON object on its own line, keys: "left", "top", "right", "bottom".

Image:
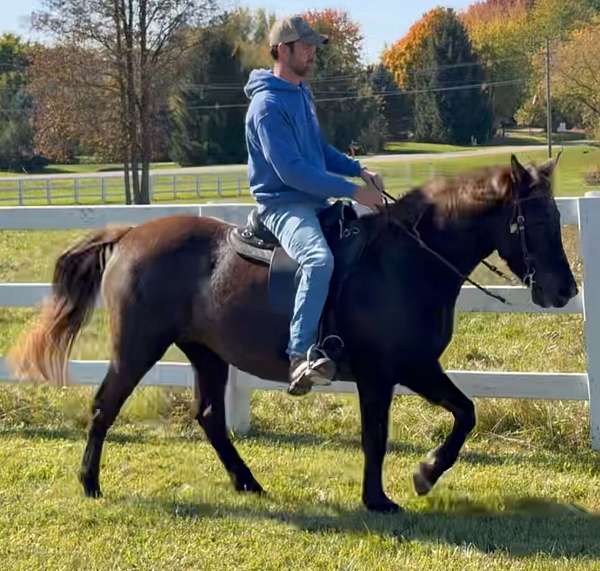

{"left": 290, "top": 60, "right": 313, "bottom": 78}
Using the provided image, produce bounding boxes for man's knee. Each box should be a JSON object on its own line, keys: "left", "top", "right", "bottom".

{"left": 303, "top": 247, "right": 334, "bottom": 276}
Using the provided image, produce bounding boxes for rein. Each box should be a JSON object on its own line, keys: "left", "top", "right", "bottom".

{"left": 377, "top": 188, "right": 539, "bottom": 306}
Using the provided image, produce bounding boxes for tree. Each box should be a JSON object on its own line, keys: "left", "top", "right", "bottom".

{"left": 550, "top": 19, "right": 600, "bottom": 136}
{"left": 406, "top": 9, "right": 493, "bottom": 144}
{"left": 461, "top": 0, "right": 532, "bottom": 124}
{"left": 302, "top": 9, "right": 388, "bottom": 153}
{"left": 33, "top": 0, "right": 216, "bottom": 204}
{"left": 170, "top": 30, "right": 247, "bottom": 165}
{"left": 28, "top": 45, "right": 120, "bottom": 163}
{"left": 169, "top": 8, "right": 276, "bottom": 166}
{"left": 367, "top": 63, "right": 412, "bottom": 139}
{"left": 0, "top": 34, "right": 40, "bottom": 171}
{"left": 382, "top": 7, "right": 446, "bottom": 88}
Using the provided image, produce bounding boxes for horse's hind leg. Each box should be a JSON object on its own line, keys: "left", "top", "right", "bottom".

{"left": 79, "top": 326, "right": 173, "bottom": 498}
{"left": 177, "top": 342, "right": 263, "bottom": 494}
{"left": 405, "top": 362, "right": 476, "bottom": 496}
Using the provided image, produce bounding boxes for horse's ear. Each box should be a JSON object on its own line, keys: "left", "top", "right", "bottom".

{"left": 511, "top": 154, "right": 531, "bottom": 189}
{"left": 538, "top": 152, "right": 561, "bottom": 179}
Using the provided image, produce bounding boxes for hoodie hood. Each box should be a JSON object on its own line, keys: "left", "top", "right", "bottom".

{"left": 244, "top": 69, "right": 301, "bottom": 99}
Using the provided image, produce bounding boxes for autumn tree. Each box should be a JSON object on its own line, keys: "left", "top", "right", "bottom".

{"left": 32, "top": 0, "right": 216, "bottom": 204}
{"left": 550, "top": 19, "right": 600, "bottom": 136}
{"left": 461, "top": 0, "right": 532, "bottom": 124}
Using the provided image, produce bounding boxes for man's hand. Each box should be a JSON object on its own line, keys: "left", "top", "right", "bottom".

{"left": 360, "top": 168, "right": 385, "bottom": 194}
{"left": 353, "top": 180, "right": 385, "bottom": 210}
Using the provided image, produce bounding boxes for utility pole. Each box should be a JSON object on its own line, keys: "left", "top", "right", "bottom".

{"left": 545, "top": 38, "right": 553, "bottom": 158}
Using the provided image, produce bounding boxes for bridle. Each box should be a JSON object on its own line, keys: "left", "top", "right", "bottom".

{"left": 378, "top": 187, "right": 543, "bottom": 305}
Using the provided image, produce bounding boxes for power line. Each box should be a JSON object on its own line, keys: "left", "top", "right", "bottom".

{"left": 0, "top": 76, "right": 525, "bottom": 118}
{"left": 175, "top": 54, "right": 531, "bottom": 92}
{"left": 179, "top": 77, "right": 526, "bottom": 111}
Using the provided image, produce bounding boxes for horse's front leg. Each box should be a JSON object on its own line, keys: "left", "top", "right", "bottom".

{"left": 405, "top": 362, "right": 476, "bottom": 495}
{"left": 356, "top": 381, "right": 398, "bottom": 512}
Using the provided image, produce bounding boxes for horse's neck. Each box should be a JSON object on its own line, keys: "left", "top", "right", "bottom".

{"left": 382, "top": 205, "right": 497, "bottom": 297}
{"left": 421, "top": 215, "right": 495, "bottom": 276}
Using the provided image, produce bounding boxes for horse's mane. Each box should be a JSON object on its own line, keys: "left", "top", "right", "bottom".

{"left": 384, "top": 160, "right": 558, "bottom": 227}
{"left": 422, "top": 165, "right": 517, "bottom": 218}
{"left": 392, "top": 165, "right": 516, "bottom": 225}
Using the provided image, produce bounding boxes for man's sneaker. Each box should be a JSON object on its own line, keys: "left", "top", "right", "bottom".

{"left": 288, "top": 351, "right": 336, "bottom": 397}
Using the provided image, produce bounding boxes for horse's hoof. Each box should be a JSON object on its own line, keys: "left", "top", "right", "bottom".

{"left": 235, "top": 479, "right": 265, "bottom": 495}
{"left": 365, "top": 497, "right": 400, "bottom": 513}
{"left": 413, "top": 462, "right": 434, "bottom": 496}
{"left": 79, "top": 473, "right": 102, "bottom": 498}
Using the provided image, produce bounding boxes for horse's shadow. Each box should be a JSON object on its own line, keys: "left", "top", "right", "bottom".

{"left": 128, "top": 491, "right": 600, "bottom": 558}
{"left": 245, "top": 428, "right": 599, "bottom": 471}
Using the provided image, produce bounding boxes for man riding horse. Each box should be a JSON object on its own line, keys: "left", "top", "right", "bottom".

{"left": 244, "top": 15, "right": 385, "bottom": 396}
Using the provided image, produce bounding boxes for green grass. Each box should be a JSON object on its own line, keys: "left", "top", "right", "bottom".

{"left": 0, "top": 387, "right": 599, "bottom": 569}
{"left": 383, "top": 141, "right": 475, "bottom": 154}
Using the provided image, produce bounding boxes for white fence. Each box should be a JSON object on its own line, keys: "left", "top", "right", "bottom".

{"left": 0, "top": 164, "right": 427, "bottom": 206}
{"left": 0, "top": 173, "right": 250, "bottom": 205}
{"left": 0, "top": 199, "right": 598, "bottom": 447}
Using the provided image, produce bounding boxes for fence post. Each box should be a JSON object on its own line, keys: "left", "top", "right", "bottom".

{"left": 195, "top": 175, "right": 201, "bottom": 198}
{"left": 172, "top": 175, "right": 177, "bottom": 200}
{"left": 149, "top": 175, "right": 155, "bottom": 202}
{"left": 74, "top": 178, "right": 80, "bottom": 204}
{"left": 217, "top": 176, "right": 222, "bottom": 197}
{"left": 46, "top": 179, "right": 51, "bottom": 205}
{"left": 225, "top": 366, "right": 251, "bottom": 434}
{"left": 101, "top": 177, "right": 107, "bottom": 203}
{"left": 237, "top": 175, "right": 242, "bottom": 197}
{"left": 579, "top": 192, "right": 600, "bottom": 450}
{"left": 17, "top": 179, "right": 24, "bottom": 206}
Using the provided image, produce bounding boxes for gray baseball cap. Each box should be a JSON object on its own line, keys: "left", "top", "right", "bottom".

{"left": 268, "top": 15, "right": 329, "bottom": 47}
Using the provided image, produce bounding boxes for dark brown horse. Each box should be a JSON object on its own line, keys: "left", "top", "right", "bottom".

{"left": 9, "top": 155, "right": 577, "bottom": 512}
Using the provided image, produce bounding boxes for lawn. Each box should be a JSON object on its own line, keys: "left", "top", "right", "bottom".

{"left": 0, "top": 386, "right": 598, "bottom": 570}
{"left": 0, "top": 143, "right": 598, "bottom": 569}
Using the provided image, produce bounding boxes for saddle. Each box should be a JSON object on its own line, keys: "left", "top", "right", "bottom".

{"left": 228, "top": 201, "right": 369, "bottom": 359}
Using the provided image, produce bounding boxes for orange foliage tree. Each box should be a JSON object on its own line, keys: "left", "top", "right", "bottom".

{"left": 382, "top": 7, "right": 446, "bottom": 88}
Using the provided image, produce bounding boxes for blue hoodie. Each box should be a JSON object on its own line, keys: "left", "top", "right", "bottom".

{"left": 244, "top": 69, "right": 362, "bottom": 210}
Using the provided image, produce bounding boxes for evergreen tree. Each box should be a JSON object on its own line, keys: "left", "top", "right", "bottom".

{"left": 170, "top": 32, "right": 247, "bottom": 166}
{"left": 407, "top": 10, "right": 493, "bottom": 145}
{"left": 303, "top": 10, "right": 389, "bottom": 153}
{"left": 367, "top": 63, "right": 412, "bottom": 139}
{"left": 0, "top": 34, "right": 41, "bottom": 171}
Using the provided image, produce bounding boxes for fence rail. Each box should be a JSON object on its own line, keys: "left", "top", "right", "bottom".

{"left": 0, "top": 199, "right": 598, "bottom": 447}
{"left": 0, "top": 173, "right": 252, "bottom": 205}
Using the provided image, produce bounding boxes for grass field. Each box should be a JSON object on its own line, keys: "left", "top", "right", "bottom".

{"left": 0, "top": 143, "right": 598, "bottom": 569}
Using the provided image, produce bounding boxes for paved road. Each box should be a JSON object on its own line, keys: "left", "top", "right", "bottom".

{"left": 2, "top": 143, "right": 563, "bottom": 181}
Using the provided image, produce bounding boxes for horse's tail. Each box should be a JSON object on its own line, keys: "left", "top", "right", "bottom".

{"left": 8, "top": 225, "right": 132, "bottom": 385}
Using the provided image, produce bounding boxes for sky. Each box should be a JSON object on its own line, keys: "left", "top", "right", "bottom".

{"left": 1, "top": 0, "right": 474, "bottom": 63}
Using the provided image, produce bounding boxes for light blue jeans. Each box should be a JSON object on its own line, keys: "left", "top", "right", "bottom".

{"left": 260, "top": 203, "right": 334, "bottom": 358}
